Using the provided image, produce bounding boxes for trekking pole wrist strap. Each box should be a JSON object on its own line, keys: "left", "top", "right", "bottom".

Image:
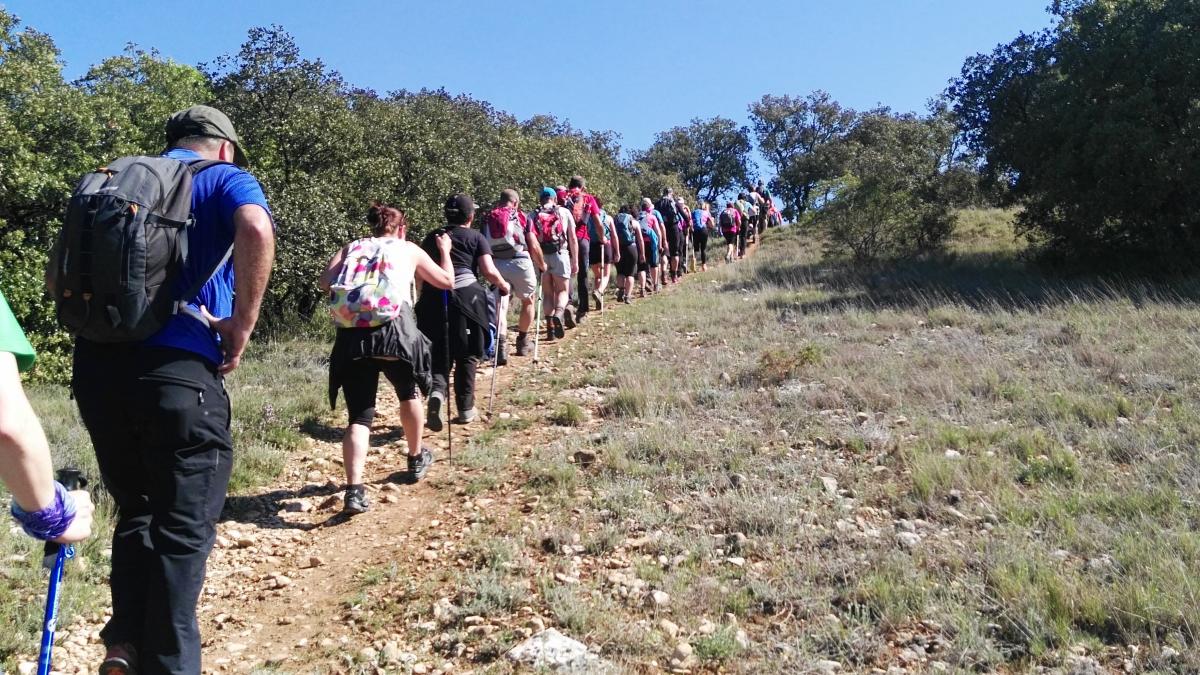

{"left": 10, "top": 481, "right": 76, "bottom": 541}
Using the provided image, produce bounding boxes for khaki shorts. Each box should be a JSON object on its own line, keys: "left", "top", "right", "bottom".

{"left": 495, "top": 255, "right": 537, "bottom": 298}
{"left": 543, "top": 250, "right": 571, "bottom": 279}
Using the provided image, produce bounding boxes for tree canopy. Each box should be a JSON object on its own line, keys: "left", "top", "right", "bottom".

{"left": 950, "top": 0, "right": 1200, "bottom": 268}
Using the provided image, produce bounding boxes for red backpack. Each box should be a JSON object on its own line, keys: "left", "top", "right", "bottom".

{"left": 563, "top": 191, "right": 590, "bottom": 230}
{"left": 535, "top": 208, "right": 566, "bottom": 254}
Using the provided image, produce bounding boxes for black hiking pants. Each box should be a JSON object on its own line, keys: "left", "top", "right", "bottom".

{"left": 431, "top": 350, "right": 479, "bottom": 413}
{"left": 73, "top": 342, "right": 233, "bottom": 675}
{"left": 575, "top": 237, "right": 591, "bottom": 316}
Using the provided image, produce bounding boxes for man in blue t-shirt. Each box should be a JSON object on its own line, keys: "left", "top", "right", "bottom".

{"left": 71, "top": 105, "right": 275, "bottom": 675}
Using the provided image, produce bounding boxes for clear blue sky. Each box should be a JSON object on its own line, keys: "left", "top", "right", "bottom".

{"left": 2, "top": 0, "right": 1054, "bottom": 159}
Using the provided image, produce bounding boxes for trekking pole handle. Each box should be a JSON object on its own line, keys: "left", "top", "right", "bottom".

{"left": 42, "top": 469, "right": 86, "bottom": 566}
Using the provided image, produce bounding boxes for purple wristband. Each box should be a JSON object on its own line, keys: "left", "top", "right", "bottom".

{"left": 10, "top": 481, "right": 76, "bottom": 541}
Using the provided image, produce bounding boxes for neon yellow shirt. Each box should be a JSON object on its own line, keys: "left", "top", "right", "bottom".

{"left": 0, "top": 290, "right": 35, "bottom": 372}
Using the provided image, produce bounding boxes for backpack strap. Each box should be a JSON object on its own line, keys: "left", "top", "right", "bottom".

{"left": 174, "top": 159, "right": 237, "bottom": 325}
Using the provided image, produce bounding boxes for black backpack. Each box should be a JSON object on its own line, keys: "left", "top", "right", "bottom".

{"left": 657, "top": 197, "right": 678, "bottom": 227}
{"left": 718, "top": 209, "right": 736, "bottom": 233}
{"left": 48, "top": 156, "right": 228, "bottom": 343}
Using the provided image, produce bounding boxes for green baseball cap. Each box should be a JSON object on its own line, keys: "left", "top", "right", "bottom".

{"left": 165, "top": 105, "right": 248, "bottom": 167}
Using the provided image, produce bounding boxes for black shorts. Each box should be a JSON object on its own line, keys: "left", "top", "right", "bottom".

{"left": 616, "top": 242, "right": 638, "bottom": 276}
{"left": 723, "top": 231, "right": 737, "bottom": 245}
{"left": 341, "top": 357, "right": 419, "bottom": 426}
{"left": 589, "top": 239, "right": 613, "bottom": 266}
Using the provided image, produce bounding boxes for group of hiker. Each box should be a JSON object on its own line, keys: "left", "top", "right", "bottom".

{"left": 0, "top": 104, "right": 777, "bottom": 674}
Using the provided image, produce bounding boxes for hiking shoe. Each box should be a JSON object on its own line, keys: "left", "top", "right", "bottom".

{"left": 574, "top": 311, "right": 587, "bottom": 326}
{"left": 551, "top": 315, "right": 565, "bottom": 339}
{"left": 343, "top": 485, "right": 369, "bottom": 514}
{"left": 408, "top": 446, "right": 434, "bottom": 482}
{"left": 100, "top": 644, "right": 137, "bottom": 675}
{"left": 426, "top": 392, "right": 445, "bottom": 432}
{"left": 515, "top": 332, "right": 529, "bottom": 357}
{"left": 453, "top": 408, "right": 478, "bottom": 425}
{"left": 495, "top": 337, "right": 508, "bottom": 366}
{"left": 615, "top": 289, "right": 625, "bottom": 303}
{"left": 592, "top": 289, "right": 604, "bottom": 312}
{"left": 563, "top": 307, "right": 576, "bottom": 329}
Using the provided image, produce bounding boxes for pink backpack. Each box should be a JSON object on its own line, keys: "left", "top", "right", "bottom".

{"left": 485, "top": 206, "right": 527, "bottom": 258}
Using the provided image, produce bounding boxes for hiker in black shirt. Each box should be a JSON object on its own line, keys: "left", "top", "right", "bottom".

{"left": 415, "top": 194, "right": 510, "bottom": 428}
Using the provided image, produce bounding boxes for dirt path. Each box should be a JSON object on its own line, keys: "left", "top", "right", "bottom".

{"left": 35, "top": 245, "right": 753, "bottom": 675}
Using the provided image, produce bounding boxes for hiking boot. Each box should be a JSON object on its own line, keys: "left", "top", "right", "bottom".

{"left": 551, "top": 315, "right": 565, "bottom": 339}
{"left": 616, "top": 289, "right": 625, "bottom": 303}
{"left": 592, "top": 289, "right": 604, "bottom": 312}
{"left": 408, "top": 446, "right": 434, "bottom": 482}
{"left": 515, "top": 332, "right": 529, "bottom": 357}
{"left": 563, "top": 306, "right": 576, "bottom": 329}
{"left": 453, "top": 408, "right": 477, "bottom": 425}
{"left": 574, "top": 311, "right": 587, "bottom": 326}
{"left": 100, "top": 644, "right": 138, "bottom": 675}
{"left": 343, "top": 485, "right": 369, "bottom": 514}
{"left": 495, "top": 336, "right": 508, "bottom": 366}
{"left": 426, "top": 392, "right": 445, "bottom": 432}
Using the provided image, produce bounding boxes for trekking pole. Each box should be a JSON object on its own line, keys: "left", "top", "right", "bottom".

{"left": 442, "top": 289, "right": 453, "bottom": 467}
{"left": 38, "top": 468, "right": 86, "bottom": 675}
{"left": 486, "top": 286, "right": 501, "bottom": 421}
{"left": 532, "top": 276, "right": 543, "bottom": 364}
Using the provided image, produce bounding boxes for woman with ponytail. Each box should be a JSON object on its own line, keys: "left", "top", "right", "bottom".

{"left": 320, "top": 202, "right": 454, "bottom": 513}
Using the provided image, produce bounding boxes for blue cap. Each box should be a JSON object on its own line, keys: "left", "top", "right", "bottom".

{"left": 540, "top": 187, "right": 557, "bottom": 200}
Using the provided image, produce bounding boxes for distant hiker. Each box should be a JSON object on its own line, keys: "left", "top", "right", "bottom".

{"left": 51, "top": 105, "right": 275, "bottom": 674}
{"left": 415, "top": 194, "right": 511, "bottom": 430}
{"left": 484, "top": 189, "right": 545, "bottom": 359}
{"left": 613, "top": 205, "right": 643, "bottom": 303}
{"left": 322, "top": 203, "right": 454, "bottom": 513}
{"left": 691, "top": 201, "right": 713, "bottom": 271}
{"left": 735, "top": 193, "right": 753, "bottom": 257}
{"left": 676, "top": 196, "right": 693, "bottom": 273}
{"left": 639, "top": 198, "right": 664, "bottom": 294}
{"left": 533, "top": 187, "right": 578, "bottom": 339}
{"left": 656, "top": 188, "right": 684, "bottom": 283}
{"left": 720, "top": 201, "right": 742, "bottom": 262}
{"left": 562, "top": 176, "right": 603, "bottom": 324}
{"left": 588, "top": 197, "right": 618, "bottom": 311}
{"left": 1, "top": 290, "right": 95, "bottom": 544}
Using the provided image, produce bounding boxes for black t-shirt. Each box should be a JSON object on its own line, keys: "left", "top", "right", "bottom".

{"left": 421, "top": 225, "right": 491, "bottom": 276}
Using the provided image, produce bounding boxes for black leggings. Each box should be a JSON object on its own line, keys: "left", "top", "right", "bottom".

{"left": 693, "top": 230, "right": 708, "bottom": 265}
{"left": 341, "top": 358, "right": 419, "bottom": 426}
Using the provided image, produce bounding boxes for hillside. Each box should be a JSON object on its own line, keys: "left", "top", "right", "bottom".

{"left": 4, "top": 215, "right": 1199, "bottom": 673}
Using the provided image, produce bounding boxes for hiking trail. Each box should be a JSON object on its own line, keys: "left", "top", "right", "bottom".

{"left": 32, "top": 242, "right": 758, "bottom": 675}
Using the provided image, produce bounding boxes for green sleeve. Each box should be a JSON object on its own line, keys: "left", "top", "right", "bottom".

{"left": 0, "top": 290, "right": 36, "bottom": 373}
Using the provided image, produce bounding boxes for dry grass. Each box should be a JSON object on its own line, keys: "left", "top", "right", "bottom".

{"left": 441, "top": 216, "right": 1200, "bottom": 672}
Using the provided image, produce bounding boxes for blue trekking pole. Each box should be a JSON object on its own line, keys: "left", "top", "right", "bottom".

{"left": 39, "top": 468, "right": 86, "bottom": 675}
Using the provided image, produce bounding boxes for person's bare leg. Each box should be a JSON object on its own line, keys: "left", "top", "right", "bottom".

{"left": 517, "top": 296, "right": 534, "bottom": 333}
{"left": 496, "top": 293, "right": 509, "bottom": 339}
{"left": 342, "top": 424, "right": 370, "bottom": 485}
{"left": 398, "top": 398, "right": 423, "bottom": 457}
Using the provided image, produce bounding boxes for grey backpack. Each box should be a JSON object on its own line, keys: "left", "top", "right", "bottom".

{"left": 48, "top": 156, "right": 228, "bottom": 342}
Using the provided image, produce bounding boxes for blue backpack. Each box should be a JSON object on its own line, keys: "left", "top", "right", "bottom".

{"left": 615, "top": 212, "right": 637, "bottom": 246}
{"left": 691, "top": 209, "right": 706, "bottom": 231}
